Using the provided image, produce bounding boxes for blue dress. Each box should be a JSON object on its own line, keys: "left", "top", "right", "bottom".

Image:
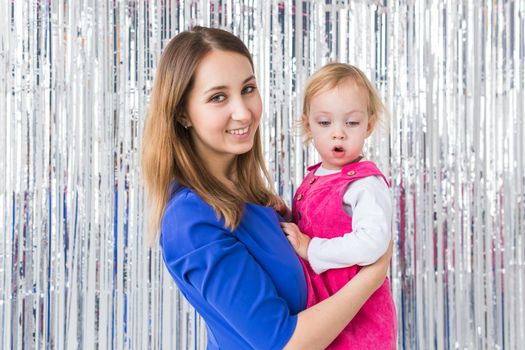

{"left": 160, "top": 186, "right": 307, "bottom": 349}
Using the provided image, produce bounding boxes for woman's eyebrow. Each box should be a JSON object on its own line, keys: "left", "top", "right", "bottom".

{"left": 203, "top": 75, "right": 256, "bottom": 95}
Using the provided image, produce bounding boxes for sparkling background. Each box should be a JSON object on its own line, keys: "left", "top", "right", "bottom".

{"left": 1, "top": 0, "right": 524, "bottom": 349}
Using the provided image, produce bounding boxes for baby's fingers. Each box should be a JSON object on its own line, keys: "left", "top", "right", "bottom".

{"left": 287, "top": 222, "right": 299, "bottom": 230}
{"left": 286, "top": 235, "right": 300, "bottom": 251}
{"left": 280, "top": 223, "right": 294, "bottom": 236}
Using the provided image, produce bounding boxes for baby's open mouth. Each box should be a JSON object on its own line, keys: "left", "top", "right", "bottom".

{"left": 333, "top": 146, "right": 344, "bottom": 153}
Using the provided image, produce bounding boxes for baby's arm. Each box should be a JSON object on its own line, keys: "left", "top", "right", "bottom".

{"left": 306, "top": 176, "right": 392, "bottom": 274}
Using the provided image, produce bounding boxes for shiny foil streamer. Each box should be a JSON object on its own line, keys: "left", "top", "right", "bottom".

{"left": 1, "top": 1, "right": 524, "bottom": 349}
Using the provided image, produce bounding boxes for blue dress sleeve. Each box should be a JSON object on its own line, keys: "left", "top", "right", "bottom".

{"left": 161, "top": 191, "right": 297, "bottom": 349}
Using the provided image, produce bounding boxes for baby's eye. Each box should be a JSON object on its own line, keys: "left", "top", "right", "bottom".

{"left": 242, "top": 85, "right": 257, "bottom": 94}
{"left": 346, "top": 121, "right": 360, "bottom": 127}
{"left": 318, "top": 121, "right": 331, "bottom": 127}
{"left": 210, "top": 94, "right": 226, "bottom": 103}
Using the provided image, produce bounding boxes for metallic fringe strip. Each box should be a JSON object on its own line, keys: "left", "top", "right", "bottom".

{"left": 1, "top": 1, "right": 523, "bottom": 349}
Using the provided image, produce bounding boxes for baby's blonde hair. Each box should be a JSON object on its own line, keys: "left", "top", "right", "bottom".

{"left": 301, "top": 63, "right": 385, "bottom": 142}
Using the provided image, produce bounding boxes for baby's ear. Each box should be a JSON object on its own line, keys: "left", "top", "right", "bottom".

{"left": 302, "top": 114, "right": 312, "bottom": 136}
{"left": 366, "top": 115, "right": 375, "bottom": 136}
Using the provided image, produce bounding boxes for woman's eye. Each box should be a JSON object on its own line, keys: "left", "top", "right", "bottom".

{"left": 210, "top": 94, "right": 226, "bottom": 103}
{"left": 242, "top": 85, "right": 256, "bottom": 94}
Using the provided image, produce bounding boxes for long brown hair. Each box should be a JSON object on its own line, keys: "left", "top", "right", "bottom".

{"left": 142, "top": 26, "right": 284, "bottom": 244}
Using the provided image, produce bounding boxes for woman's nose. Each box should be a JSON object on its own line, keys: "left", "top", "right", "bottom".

{"left": 231, "top": 99, "right": 251, "bottom": 121}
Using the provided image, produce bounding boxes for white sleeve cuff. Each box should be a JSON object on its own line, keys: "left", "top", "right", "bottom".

{"left": 307, "top": 232, "right": 390, "bottom": 274}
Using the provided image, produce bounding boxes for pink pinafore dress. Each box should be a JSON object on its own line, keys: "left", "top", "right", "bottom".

{"left": 292, "top": 161, "right": 396, "bottom": 349}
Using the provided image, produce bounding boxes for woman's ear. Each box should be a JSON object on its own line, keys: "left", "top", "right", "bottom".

{"left": 179, "top": 116, "right": 192, "bottom": 129}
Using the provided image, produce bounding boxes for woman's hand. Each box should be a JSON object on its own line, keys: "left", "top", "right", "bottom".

{"left": 281, "top": 222, "right": 311, "bottom": 260}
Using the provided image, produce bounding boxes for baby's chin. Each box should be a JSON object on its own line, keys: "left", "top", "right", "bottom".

{"left": 319, "top": 160, "right": 345, "bottom": 170}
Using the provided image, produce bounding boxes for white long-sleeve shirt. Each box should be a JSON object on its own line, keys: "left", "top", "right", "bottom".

{"left": 306, "top": 164, "right": 393, "bottom": 274}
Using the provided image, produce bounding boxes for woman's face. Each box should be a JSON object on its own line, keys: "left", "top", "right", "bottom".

{"left": 185, "top": 50, "right": 262, "bottom": 171}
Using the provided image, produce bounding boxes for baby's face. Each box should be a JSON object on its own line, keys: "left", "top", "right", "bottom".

{"left": 305, "top": 79, "right": 372, "bottom": 170}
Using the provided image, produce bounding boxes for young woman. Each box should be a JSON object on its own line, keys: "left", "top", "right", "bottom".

{"left": 141, "top": 26, "right": 392, "bottom": 350}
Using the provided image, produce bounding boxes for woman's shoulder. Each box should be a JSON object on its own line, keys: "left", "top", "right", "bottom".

{"left": 166, "top": 186, "right": 209, "bottom": 213}
{"left": 163, "top": 186, "right": 225, "bottom": 231}
{"left": 161, "top": 186, "right": 227, "bottom": 256}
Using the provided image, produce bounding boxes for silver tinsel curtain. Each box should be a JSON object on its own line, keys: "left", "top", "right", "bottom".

{"left": 1, "top": 0, "right": 524, "bottom": 349}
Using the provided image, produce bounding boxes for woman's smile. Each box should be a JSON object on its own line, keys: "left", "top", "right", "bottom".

{"left": 225, "top": 125, "right": 250, "bottom": 136}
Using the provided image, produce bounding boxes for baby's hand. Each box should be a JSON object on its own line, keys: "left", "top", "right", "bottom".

{"left": 281, "top": 222, "right": 311, "bottom": 260}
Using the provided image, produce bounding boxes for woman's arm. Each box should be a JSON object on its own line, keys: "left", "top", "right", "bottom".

{"left": 163, "top": 190, "right": 392, "bottom": 350}
{"left": 162, "top": 192, "right": 301, "bottom": 349}
{"left": 283, "top": 241, "right": 393, "bottom": 350}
